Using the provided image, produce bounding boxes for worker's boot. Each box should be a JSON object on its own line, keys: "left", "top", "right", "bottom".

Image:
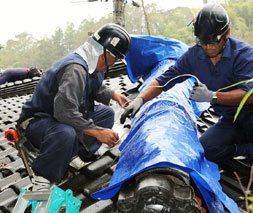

{"left": 69, "top": 156, "right": 90, "bottom": 170}
{"left": 94, "top": 143, "right": 112, "bottom": 156}
{"left": 70, "top": 144, "right": 114, "bottom": 169}
{"left": 32, "top": 175, "right": 51, "bottom": 191}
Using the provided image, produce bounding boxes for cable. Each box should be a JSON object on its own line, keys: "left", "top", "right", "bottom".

{"left": 146, "top": 74, "right": 201, "bottom": 89}
{"left": 118, "top": 74, "right": 201, "bottom": 111}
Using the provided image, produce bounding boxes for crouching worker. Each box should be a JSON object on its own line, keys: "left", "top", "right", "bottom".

{"left": 17, "top": 23, "right": 131, "bottom": 191}
{"left": 0, "top": 67, "right": 42, "bottom": 85}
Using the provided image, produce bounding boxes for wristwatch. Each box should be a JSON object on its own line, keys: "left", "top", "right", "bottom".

{"left": 211, "top": 92, "right": 218, "bottom": 105}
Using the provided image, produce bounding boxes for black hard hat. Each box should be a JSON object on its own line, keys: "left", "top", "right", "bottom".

{"left": 28, "top": 67, "right": 42, "bottom": 78}
{"left": 194, "top": 3, "right": 230, "bottom": 43}
{"left": 92, "top": 23, "right": 131, "bottom": 59}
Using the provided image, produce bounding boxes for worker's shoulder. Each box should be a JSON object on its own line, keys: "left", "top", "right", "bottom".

{"left": 65, "top": 63, "right": 85, "bottom": 69}
{"left": 229, "top": 36, "right": 253, "bottom": 52}
{"left": 64, "top": 63, "right": 87, "bottom": 74}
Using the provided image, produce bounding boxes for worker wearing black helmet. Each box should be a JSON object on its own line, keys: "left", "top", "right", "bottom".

{"left": 18, "top": 23, "right": 131, "bottom": 190}
{"left": 121, "top": 4, "right": 253, "bottom": 163}
{"left": 0, "top": 67, "right": 42, "bottom": 85}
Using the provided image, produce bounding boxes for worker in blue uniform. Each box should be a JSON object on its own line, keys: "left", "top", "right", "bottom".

{"left": 18, "top": 23, "right": 131, "bottom": 190}
{"left": 0, "top": 67, "right": 41, "bottom": 85}
{"left": 121, "top": 3, "right": 253, "bottom": 163}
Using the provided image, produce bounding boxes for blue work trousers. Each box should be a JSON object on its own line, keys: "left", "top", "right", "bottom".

{"left": 199, "top": 110, "right": 253, "bottom": 162}
{"left": 25, "top": 105, "right": 114, "bottom": 182}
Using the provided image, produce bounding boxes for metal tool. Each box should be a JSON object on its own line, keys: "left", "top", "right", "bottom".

{"left": 5, "top": 128, "right": 33, "bottom": 179}
{"left": 13, "top": 186, "right": 82, "bottom": 213}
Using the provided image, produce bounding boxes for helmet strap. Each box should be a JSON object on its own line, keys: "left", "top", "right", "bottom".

{"left": 218, "top": 34, "right": 228, "bottom": 55}
{"left": 103, "top": 47, "right": 109, "bottom": 73}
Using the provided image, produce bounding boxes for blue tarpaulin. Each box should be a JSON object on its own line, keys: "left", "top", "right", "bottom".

{"left": 125, "top": 35, "right": 188, "bottom": 83}
{"left": 92, "top": 36, "right": 238, "bottom": 213}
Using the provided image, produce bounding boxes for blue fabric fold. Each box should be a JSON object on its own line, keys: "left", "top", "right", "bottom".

{"left": 125, "top": 35, "right": 188, "bottom": 83}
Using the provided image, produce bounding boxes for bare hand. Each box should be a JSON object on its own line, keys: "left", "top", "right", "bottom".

{"left": 95, "top": 128, "right": 120, "bottom": 147}
{"left": 112, "top": 91, "right": 130, "bottom": 108}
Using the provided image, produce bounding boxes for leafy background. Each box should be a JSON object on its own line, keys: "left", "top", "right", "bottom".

{"left": 0, "top": 0, "right": 252, "bottom": 71}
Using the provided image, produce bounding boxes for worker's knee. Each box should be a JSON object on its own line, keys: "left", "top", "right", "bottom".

{"left": 202, "top": 145, "right": 236, "bottom": 162}
{"left": 104, "top": 107, "right": 115, "bottom": 128}
{"left": 204, "top": 151, "right": 219, "bottom": 162}
{"left": 57, "top": 125, "right": 77, "bottom": 145}
{"left": 103, "top": 105, "right": 115, "bottom": 119}
{"left": 60, "top": 125, "right": 76, "bottom": 137}
{"left": 93, "top": 105, "right": 115, "bottom": 128}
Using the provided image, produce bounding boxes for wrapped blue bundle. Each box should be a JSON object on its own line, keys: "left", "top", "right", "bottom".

{"left": 93, "top": 77, "right": 238, "bottom": 212}
{"left": 93, "top": 35, "right": 238, "bottom": 213}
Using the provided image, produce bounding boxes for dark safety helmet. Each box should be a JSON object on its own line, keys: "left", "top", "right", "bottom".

{"left": 27, "top": 67, "right": 42, "bottom": 78}
{"left": 92, "top": 23, "right": 131, "bottom": 59}
{"left": 193, "top": 3, "right": 230, "bottom": 45}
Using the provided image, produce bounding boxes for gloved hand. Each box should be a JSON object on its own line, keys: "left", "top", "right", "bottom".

{"left": 120, "top": 97, "right": 144, "bottom": 124}
{"left": 189, "top": 83, "right": 215, "bottom": 102}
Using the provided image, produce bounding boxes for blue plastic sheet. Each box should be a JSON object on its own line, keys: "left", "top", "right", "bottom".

{"left": 92, "top": 35, "right": 238, "bottom": 213}
{"left": 125, "top": 35, "right": 188, "bottom": 83}
{"left": 92, "top": 78, "right": 238, "bottom": 213}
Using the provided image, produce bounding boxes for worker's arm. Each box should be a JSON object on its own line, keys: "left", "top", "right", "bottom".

{"left": 217, "top": 89, "right": 253, "bottom": 106}
{"left": 190, "top": 83, "right": 253, "bottom": 106}
{"left": 139, "top": 80, "right": 163, "bottom": 102}
{"left": 120, "top": 80, "right": 163, "bottom": 124}
{"left": 54, "top": 64, "right": 119, "bottom": 147}
{"left": 54, "top": 64, "right": 98, "bottom": 131}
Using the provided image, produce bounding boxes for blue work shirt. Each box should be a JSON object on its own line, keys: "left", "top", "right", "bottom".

{"left": 156, "top": 36, "right": 253, "bottom": 116}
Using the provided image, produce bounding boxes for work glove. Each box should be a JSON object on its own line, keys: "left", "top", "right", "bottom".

{"left": 120, "top": 97, "right": 144, "bottom": 124}
{"left": 189, "top": 83, "right": 215, "bottom": 102}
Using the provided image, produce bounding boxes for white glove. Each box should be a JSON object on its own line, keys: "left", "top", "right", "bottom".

{"left": 190, "top": 83, "right": 215, "bottom": 102}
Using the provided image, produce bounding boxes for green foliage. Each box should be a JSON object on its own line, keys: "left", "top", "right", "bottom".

{"left": 124, "top": 4, "right": 196, "bottom": 45}
{"left": 234, "top": 88, "right": 253, "bottom": 122}
{"left": 0, "top": 33, "right": 37, "bottom": 68}
{"left": 224, "top": 0, "right": 253, "bottom": 44}
{"left": 218, "top": 78, "right": 253, "bottom": 122}
{"left": 248, "top": 196, "right": 253, "bottom": 211}
{"left": 248, "top": 196, "right": 253, "bottom": 202}
{"left": 217, "top": 79, "right": 253, "bottom": 92}
{"left": 0, "top": 0, "right": 253, "bottom": 70}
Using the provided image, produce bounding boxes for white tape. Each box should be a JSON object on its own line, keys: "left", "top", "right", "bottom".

{"left": 93, "top": 32, "right": 101, "bottom": 40}
{"left": 110, "top": 37, "right": 120, "bottom": 47}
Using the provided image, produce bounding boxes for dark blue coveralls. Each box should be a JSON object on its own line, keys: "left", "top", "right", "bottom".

{"left": 20, "top": 52, "right": 114, "bottom": 182}
{"left": 0, "top": 68, "right": 29, "bottom": 85}
{"left": 156, "top": 36, "right": 253, "bottom": 162}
